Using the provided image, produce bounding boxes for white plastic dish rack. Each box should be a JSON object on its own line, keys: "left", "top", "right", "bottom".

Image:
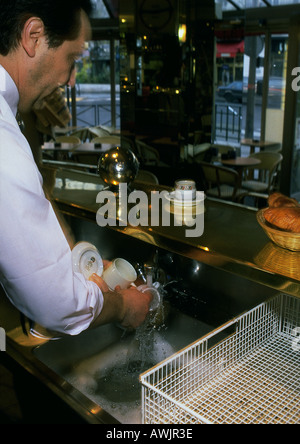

{"left": 140, "top": 293, "right": 300, "bottom": 424}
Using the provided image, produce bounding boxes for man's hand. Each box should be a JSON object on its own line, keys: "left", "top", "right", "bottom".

{"left": 89, "top": 273, "right": 109, "bottom": 292}
{"left": 117, "top": 285, "right": 152, "bottom": 330}
{"left": 89, "top": 273, "right": 152, "bottom": 330}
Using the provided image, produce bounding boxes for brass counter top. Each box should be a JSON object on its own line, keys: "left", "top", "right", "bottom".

{"left": 52, "top": 167, "right": 300, "bottom": 299}
{"left": 2, "top": 165, "right": 299, "bottom": 424}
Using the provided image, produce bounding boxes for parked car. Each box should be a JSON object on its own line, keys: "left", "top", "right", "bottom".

{"left": 217, "top": 81, "right": 243, "bottom": 103}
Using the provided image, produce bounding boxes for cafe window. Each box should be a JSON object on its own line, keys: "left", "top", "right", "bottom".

{"left": 67, "top": 0, "right": 120, "bottom": 130}
{"left": 217, "top": 0, "right": 300, "bottom": 11}
{"left": 72, "top": 39, "right": 120, "bottom": 129}
{"left": 263, "top": 34, "right": 288, "bottom": 147}
{"left": 214, "top": 31, "right": 288, "bottom": 150}
{"left": 90, "top": 0, "right": 110, "bottom": 18}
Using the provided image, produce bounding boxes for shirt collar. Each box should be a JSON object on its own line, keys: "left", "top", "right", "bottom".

{"left": 0, "top": 65, "right": 19, "bottom": 117}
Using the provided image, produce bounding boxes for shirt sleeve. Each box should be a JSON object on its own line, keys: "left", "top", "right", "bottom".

{"left": 0, "top": 126, "right": 104, "bottom": 336}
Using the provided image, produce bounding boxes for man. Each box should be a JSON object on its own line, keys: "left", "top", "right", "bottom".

{"left": 0, "top": 0, "right": 151, "bottom": 336}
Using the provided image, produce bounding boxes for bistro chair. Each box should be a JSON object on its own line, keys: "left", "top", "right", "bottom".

{"left": 89, "top": 126, "right": 112, "bottom": 138}
{"left": 199, "top": 161, "right": 247, "bottom": 202}
{"left": 70, "top": 127, "right": 92, "bottom": 142}
{"left": 263, "top": 143, "right": 282, "bottom": 153}
{"left": 135, "top": 140, "right": 160, "bottom": 166}
{"left": 70, "top": 126, "right": 111, "bottom": 142}
{"left": 135, "top": 169, "right": 159, "bottom": 184}
{"left": 120, "top": 136, "right": 137, "bottom": 153}
{"left": 241, "top": 152, "right": 283, "bottom": 195}
{"left": 191, "top": 143, "right": 212, "bottom": 163}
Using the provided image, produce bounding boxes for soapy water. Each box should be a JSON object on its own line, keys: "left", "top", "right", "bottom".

{"left": 93, "top": 307, "right": 166, "bottom": 404}
{"left": 66, "top": 300, "right": 173, "bottom": 423}
{"left": 93, "top": 359, "right": 154, "bottom": 404}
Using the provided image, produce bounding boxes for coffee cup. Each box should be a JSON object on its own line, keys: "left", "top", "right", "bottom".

{"left": 137, "top": 284, "right": 161, "bottom": 312}
{"left": 175, "top": 179, "right": 196, "bottom": 201}
{"left": 102, "top": 258, "right": 137, "bottom": 290}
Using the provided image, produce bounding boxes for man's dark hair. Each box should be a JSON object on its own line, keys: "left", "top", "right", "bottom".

{"left": 0, "top": 0, "right": 93, "bottom": 56}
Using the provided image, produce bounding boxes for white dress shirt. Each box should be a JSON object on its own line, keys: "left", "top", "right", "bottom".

{"left": 0, "top": 66, "right": 104, "bottom": 335}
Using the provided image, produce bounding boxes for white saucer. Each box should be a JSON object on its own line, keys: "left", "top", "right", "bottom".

{"left": 72, "top": 242, "right": 103, "bottom": 280}
{"left": 164, "top": 203, "right": 206, "bottom": 216}
{"left": 165, "top": 191, "right": 205, "bottom": 207}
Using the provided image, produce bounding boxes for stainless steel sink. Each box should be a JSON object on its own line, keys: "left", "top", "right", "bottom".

{"left": 33, "top": 308, "right": 213, "bottom": 424}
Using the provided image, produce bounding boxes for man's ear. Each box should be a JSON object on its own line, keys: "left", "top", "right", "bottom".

{"left": 21, "top": 18, "right": 45, "bottom": 58}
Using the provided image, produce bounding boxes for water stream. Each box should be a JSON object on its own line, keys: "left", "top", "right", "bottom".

{"left": 67, "top": 298, "right": 172, "bottom": 423}
{"left": 93, "top": 300, "right": 167, "bottom": 402}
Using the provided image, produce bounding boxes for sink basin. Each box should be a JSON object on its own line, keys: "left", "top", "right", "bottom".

{"left": 33, "top": 308, "right": 213, "bottom": 424}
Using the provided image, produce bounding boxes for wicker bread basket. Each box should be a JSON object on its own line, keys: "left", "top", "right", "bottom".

{"left": 257, "top": 208, "right": 300, "bottom": 251}
{"left": 255, "top": 242, "right": 300, "bottom": 280}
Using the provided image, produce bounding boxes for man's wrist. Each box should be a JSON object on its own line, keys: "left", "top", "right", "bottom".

{"left": 102, "top": 289, "right": 125, "bottom": 324}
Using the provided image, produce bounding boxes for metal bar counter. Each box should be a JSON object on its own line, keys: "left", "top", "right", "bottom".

{"left": 1, "top": 166, "right": 299, "bottom": 424}
{"left": 52, "top": 167, "right": 300, "bottom": 299}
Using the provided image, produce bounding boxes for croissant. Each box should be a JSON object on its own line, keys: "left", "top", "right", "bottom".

{"left": 264, "top": 207, "right": 300, "bottom": 233}
{"left": 268, "top": 192, "right": 299, "bottom": 208}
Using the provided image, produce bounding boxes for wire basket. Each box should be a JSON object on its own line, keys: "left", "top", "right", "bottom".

{"left": 140, "top": 293, "right": 300, "bottom": 424}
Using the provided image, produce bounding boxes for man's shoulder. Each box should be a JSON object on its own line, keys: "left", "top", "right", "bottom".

{"left": 0, "top": 102, "right": 21, "bottom": 143}
{"left": 0, "top": 95, "right": 17, "bottom": 125}
{"left": 0, "top": 124, "right": 42, "bottom": 190}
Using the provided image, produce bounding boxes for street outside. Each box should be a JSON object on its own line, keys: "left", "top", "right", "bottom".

{"left": 215, "top": 94, "right": 263, "bottom": 153}
{"left": 73, "top": 83, "right": 274, "bottom": 157}
{"left": 73, "top": 84, "right": 121, "bottom": 129}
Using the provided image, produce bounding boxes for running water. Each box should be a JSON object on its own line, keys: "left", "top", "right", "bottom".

{"left": 127, "top": 285, "right": 169, "bottom": 370}
{"left": 94, "top": 291, "right": 167, "bottom": 405}
{"left": 126, "top": 317, "right": 156, "bottom": 373}
{"left": 66, "top": 289, "right": 172, "bottom": 423}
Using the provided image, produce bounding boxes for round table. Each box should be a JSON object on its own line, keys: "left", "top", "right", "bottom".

{"left": 221, "top": 156, "right": 261, "bottom": 168}
{"left": 221, "top": 156, "right": 261, "bottom": 184}
{"left": 241, "top": 138, "right": 276, "bottom": 155}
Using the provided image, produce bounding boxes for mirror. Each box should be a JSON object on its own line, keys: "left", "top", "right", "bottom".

{"left": 119, "top": 0, "right": 217, "bottom": 185}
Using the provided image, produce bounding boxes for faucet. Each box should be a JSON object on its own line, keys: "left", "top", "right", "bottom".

{"left": 135, "top": 251, "right": 171, "bottom": 324}
{"left": 136, "top": 262, "right": 161, "bottom": 313}
{"left": 135, "top": 248, "right": 166, "bottom": 287}
{"left": 144, "top": 263, "right": 155, "bottom": 287}
{"left": 147, "top": 249, "right": 167, "bottom": 285}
